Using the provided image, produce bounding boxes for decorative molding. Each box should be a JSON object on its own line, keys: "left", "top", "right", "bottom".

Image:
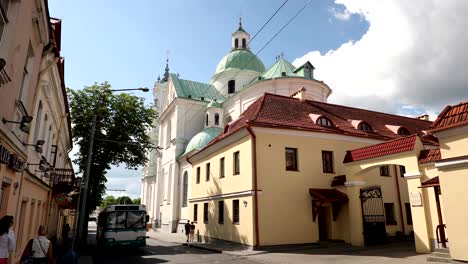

{"left": 404, "top": 172, "right": 421, "bottom": 179}
{"left": 344, "top": 181, "right": 366, "bottom": 187}
{"left": 189, "top": 190, "right": 258, "bottom": 203}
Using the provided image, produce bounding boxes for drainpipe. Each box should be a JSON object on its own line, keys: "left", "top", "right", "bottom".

{"left": 246, "top": 125, "right": 260, "bottom": 248}
{"left": 393, "top": 165, "right": 405, "bottom": 235}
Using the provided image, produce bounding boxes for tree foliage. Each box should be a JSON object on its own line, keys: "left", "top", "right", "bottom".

{"left": 132, "top": 198, "right": 141, "bottom": 204}
{"left": 68, "top": 82, "right": 157, "bottom": 214}
{"left": 101, "top": 195, "right": 117, "bottom": 208}
{"left": 116, "top": 196, "right": 133, "bottom": 205}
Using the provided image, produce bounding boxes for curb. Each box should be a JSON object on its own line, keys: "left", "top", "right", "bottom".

{"left": 182, "top": 243, "right": 223, "bottom": 254}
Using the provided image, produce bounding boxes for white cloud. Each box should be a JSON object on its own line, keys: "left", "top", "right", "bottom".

{"left": 294, "top": 0, "right": 468, "bottom": 118}
{"left": 329, "top": 6, "right": 352, "bottom": 21}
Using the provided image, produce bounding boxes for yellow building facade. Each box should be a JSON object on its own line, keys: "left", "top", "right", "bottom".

{"left": 188, "top": 92, "right": 432, "bottom": 248}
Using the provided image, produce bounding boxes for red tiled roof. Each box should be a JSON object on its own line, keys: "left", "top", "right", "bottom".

{"left": 199, "top": 93, "right": 431, "bottom": 156}
{"left": 343, "top": 135, "right": 418, "bottom": 163}
{"left": 418, "top": 148, "right": 441, "bottom": 164}
{"left": 309, "top": 188, "right": 349, "bottom": 202}
{"left": 430, "top": 101, "right": 468, "bottom": 132}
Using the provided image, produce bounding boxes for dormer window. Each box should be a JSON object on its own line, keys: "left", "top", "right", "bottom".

{"left": 214, "top": 113, "right": 220, "bottom": 126}
{"left": 317, "top": 117, "right": 334, "bottom": 127}
{"left": 228, "top": 80, "right": 235, "bottom": 94}
{"left": 358, "top": 122, "right": 373, "bottom": 132}
{"left": 242, "top": 38, "right": 246, "bottom": 48}
{"left": 398, "top": 127, "right": 410, "bottom": 136}
{"left": 235, "top": 38, "right": 239, "bottom": 49}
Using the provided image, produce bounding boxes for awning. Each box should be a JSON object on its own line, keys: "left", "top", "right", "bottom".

{"left": 419, "top": 176, "right": 439, "bottom": 188}
{"left": 309, "top": 188, "right": 349, "bottom": 202}
{"left": 309, "top": 188, "right": 348, "bottom": 221}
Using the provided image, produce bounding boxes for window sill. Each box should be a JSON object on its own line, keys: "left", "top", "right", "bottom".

{"left": 323, "top": 172, "right": 335, "bottom": 174}
{"left": 203, "top": 221, "right": 208, "bottom": 224}
{"left": 220, "top": 176, "right": 225, "bottom": 179}
{"left": 386, "top": 221, "right": 397, "bottom": 226}
{"left": 233, "top": 173, "right": 240, "bottom": 176}
{"left": 218, "top": 222, "right": 224, "bottom": 225}
{"left": 233, "top": 222, "right": 240, "bottom": 225}
{"left": 286, "top": 169, "right": 299, "bottom": 172}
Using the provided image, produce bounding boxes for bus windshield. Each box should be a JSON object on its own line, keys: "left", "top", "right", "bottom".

{"left": 106, "top": 211, "right": 145, "bottom": 229}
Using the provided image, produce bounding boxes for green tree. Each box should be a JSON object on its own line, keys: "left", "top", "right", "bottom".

{"left": 116, "top": 196, "right": 133, "bottom": 205}
{"left": 132, "top": 198, "right": 141, "bottom": 204}
{"left": 101, "top": 195, "right": 117, "bottom": 208}
{"left": 68, "top": 82, "right": 156, "bottom": 217}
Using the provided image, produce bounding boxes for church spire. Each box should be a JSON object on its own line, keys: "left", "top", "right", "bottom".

{"left": 232, "top": 18, "right": 250, "bottom": 50}
{"left": 238, "top": 17, "right": 244, "bottom": 31}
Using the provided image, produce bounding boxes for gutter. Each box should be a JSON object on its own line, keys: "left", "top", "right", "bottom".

{"left": 245, "top": 124, "right": 260, "bottom": 248}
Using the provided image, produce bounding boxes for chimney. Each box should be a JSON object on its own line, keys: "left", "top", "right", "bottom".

{"left": 417, "top": 114, "right": 429, "bottom": 121}
{"left": 291, "top": 87, "right": 307, "bottom": 101}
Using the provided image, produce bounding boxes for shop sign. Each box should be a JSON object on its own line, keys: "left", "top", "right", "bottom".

{"left": 410, "top": 192, "right": 423, "bottom": 207}
{"left": 0, "top": 144, "right": 10, "bottom": 164}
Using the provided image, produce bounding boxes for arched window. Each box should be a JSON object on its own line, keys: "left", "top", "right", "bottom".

{"left": 33, "top": 101, "right": 43, "bottom": 142}
{"left": 235, "top": 38, "right": 239, "bottom": 49}
{"left": 358, "top": 122, "right": 373, "bottom": 132}
{"left": 182, "top": 171, "right": 188, "bottom": 207}
{"left": 41, "top": 114, "right": 48, "bottom": 141}
{"left": 317, "top": 117, "right": 334, "bottom": 127}
{"left": 242, "top": 38, "right": 246, "bottom": 48}
{"left": 398, "top": 127, "right": 410, "bottom": 136}
{"left": 214, "top": 113, "right": 219, "bottom": 126}
{"left": 228, "top": 80, "right": 235, "bottom": 94}
{"left": 205, "top": 113, "right": 209, "bottom": 126}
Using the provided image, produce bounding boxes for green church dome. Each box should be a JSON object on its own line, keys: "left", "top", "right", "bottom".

{"left": 183, "top": 127, "right": 222, "bottom": 155}
{"left": 214, "top": 49, "right": 265, "bottom": 76}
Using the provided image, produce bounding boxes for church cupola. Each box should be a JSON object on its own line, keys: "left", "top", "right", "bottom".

{"left": 205, "top": 100, "right": 223, "bottom": 128}
{"left": 232, "top": 18, "right": 250, "bottom": 50}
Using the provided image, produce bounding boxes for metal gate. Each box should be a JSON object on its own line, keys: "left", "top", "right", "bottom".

{"left": 360, "top": 185, "right": 386, "bottom": 245}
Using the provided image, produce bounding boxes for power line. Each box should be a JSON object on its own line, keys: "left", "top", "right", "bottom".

{"left": 182, "top": 0, "right": 313, "bottom": 130}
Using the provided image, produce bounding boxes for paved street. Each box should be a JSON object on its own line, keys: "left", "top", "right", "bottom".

{"left": 87, "top": 222, "right": 428, "bottom": 264}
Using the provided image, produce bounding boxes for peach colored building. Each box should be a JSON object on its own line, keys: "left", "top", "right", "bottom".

{"left": 0, "top": 1, "right": 74, "bottom": 261}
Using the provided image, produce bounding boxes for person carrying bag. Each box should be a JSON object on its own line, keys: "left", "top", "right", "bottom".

{"left": 21, "top": 226, "right": 54, "bottom": 264}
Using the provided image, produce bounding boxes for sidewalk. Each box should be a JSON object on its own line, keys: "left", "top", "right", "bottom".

{"left": 146, "top": 229, "right": 320, "bottom": 256}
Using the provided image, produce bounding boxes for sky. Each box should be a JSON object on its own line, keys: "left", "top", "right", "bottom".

{"left": 48, "top": 0, "right": 468, "bottom": 199}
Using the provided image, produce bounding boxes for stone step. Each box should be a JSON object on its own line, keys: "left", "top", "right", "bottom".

{"left": 432, "top": 252, "right": 451, "bottom": 258}
{"left": 433, "top": 248, "right": 450, "bottom": 254}
{"left": 427, "top": 256, "right": 452, "bottom": 263}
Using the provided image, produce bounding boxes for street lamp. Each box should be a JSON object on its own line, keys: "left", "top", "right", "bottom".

{"left": 76, "top": 87, "right": 149, "bottom": 247}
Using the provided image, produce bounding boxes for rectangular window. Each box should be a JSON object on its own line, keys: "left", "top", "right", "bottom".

{"left": 196, "top": 167, "right": 200, "bottom": 184}
{"left": 193, "top": 204, "right": 198, "bottom": 223}
{"left": 233, "top": 200, "right": 239, "bottom": 224}
{"left": 233, "top": 151, "right": 240, "bottom": 175}
{"left": 206, "top": 163, "right": 210, "bottom": 181}
{"left": 380, "top": 166, "right": 390, "bottom": 176}
{"left": 384, "top": 203, "right": 397, "bottom": 225}
{"left": 285, "top": 148, "right": 298, "bottom": 171}
{"left": 405, "top": 203, "right": 413, "bottom": 225}
{"left": 399, "top": 165, "right": 406, "bottom": 177}
{"left": 218, "top": 201, "right": 224, "bottom": 224}
{"left": 203, "top": 203, "right": 208, "bottom": 223}
{"left": 220, "top": 157, "right": 225, "bottom": 178}
{"left": 322, "top": 151, "right": 334, "bottom": 173}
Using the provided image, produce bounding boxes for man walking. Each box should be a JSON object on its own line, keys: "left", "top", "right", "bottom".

{"left": 184, "top": 220, "right": 191, "bottom": 242}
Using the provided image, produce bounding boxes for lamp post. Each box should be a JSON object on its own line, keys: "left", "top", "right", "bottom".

{"left": 76, "top": 87, "right": 149, "bottom": 248}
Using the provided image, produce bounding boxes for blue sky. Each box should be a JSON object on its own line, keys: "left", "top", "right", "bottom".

{"left": 49, "top": 0, "right": 468, "bottom": 198}
{"left": 49, "top": 0, "right": 368, "bottom": 198}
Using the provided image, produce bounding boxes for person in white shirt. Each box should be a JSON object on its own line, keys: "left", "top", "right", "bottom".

{"left": 21, "top": 225, "right": 54, "bottom": 264}
{"left": 0, "top": 215, "right": 15, "bottom": 264}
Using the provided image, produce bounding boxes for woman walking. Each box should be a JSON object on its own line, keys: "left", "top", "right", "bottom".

{"left": 21, "top": 226, "right": 54, "bottom": 264}
{"left": 0, "top": 215, "right": 15, "bottom": 264}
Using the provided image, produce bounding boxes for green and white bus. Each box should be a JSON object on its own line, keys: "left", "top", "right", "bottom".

{"left": 96, "top": 204, "right": 149, "bottom": 248}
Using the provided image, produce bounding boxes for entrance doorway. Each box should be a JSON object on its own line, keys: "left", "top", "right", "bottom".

{"left": 360, "top": 185, "right": 386, "bottom": 245}
{"left": 318, "top": 206, "right": 331, "bottom": 241}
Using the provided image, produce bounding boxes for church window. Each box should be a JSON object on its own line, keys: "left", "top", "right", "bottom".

{"left": 182, "top": 171, "right": 188, "bottom": 207}
{"left": 235, "top": 38, "right": 239, "bottom": 49}
{"left": 242, "top": 38, "right": 246, "bottom": 48}
{"left": 228, "top": 80, "right": 235, "bottom": 94}
{"left": 358, "top": 122, "right": 373, "bottom": 132}
{"left": 214, "top": 113, "right": 219, "bottom": 126}
{"left": 205, "top": 113, "right": 209, "bottom": 126}
{"left": 317, "top": 117, "right": 334, "bottom": 127}
{"left": 166, "top": 121, "right": 171, "bottom": 147}
{"left": 398, "top": 127, "right": 410, "bottom": 136}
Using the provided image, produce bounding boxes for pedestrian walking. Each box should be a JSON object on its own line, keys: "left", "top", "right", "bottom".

{"left": 56, "top": 239, "right": 78, "bottom": 264}
{"left": 21, "top": 226, "right": 55, "bottom": 264}
{"left": 0, "top": 215, "right": 15, "bottom": 264}
{"left": 184, "top": 220, "right": 191, "bottom": 242}
{"left": 189, "top": 222, "right": 195, "bottom": 242}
